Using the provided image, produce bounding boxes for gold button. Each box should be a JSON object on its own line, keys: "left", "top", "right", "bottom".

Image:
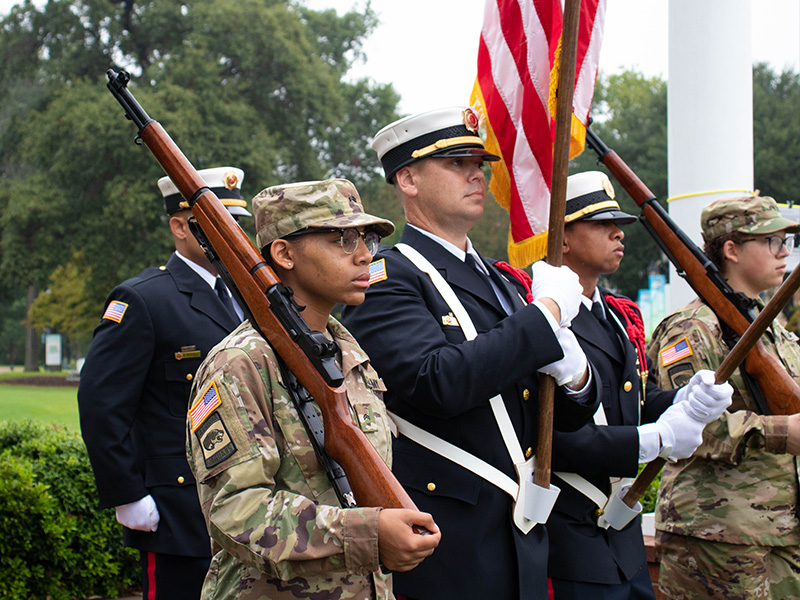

{"left": 186, "top": 373, "right": 193, "bottom": 381}
{"left": 595, "top": 508, "right": 605, "bottom": 517}
{"left": 641, "top": 400, "right": 646, "bottom": 407}
{"left": 525, "top": 447, "right": 533, "bottom": 458}
{"left": 159, "top": 266, "right": 166, "bottom": 270}
{"left": 623, "top": 381, "right": 633, "bottom": 392}
{"left": 522, "top": 389, "right": 530, "bottom": 401}
{"left": 427, "top": 482, "right": 436, "bottom": 492}
{"left": 177, "top": 476, "right": 185, "bottom": 484}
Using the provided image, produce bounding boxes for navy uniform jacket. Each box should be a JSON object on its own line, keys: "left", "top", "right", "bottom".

{"left": 548, "top": 288, "right": 676, "bottom": 584}
{"left": 79, "top": 253, "right": 239, "bottom": 557}
{"left": 342, "top": 226, "right": 599, "bottom": 600}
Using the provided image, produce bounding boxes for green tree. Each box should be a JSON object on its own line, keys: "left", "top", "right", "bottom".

{"left": 570, "top": 70, "right": 670, "bottom": 299}
{"left": 752, "top": 63, "right": 800, "bottom": 202}
{"left": 0, "top": 296, "right": 26, "bottom": 367}
{"left": 29, "top": 252, "right": 102, "bottom": 359}
{"left": 0, "top": 0, "right": 400, "bottom": 364}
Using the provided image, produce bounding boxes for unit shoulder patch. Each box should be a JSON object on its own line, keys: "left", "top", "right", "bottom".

{"left": 194, "top": 411, "right": 237, "bottom": 470}
{"left": 667, "top": 362, "right": 695, "bottom": 389}
{"left": 102, "top": 300, "right": 128, "bottom": 323}
{"left": 660, "top": 337, "right": 693, "bottom": 367}
{"left": 368, "top": 258, "right": 387, "bottom": 285}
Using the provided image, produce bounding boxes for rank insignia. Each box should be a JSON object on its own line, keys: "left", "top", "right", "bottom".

{"left": 190, "top": 381, "right": 222, "bottom": 431}
{"left": 102, "top": 300, "right": 128, "bottom": 323}
{"left": 660, "top": 337, "right": 693, "bottom": 367}
{"left": 368, "top": 259, "right": 387, "bottom": 285}
{"left": 442, "top": 312, "right": 459, "bottom": 327}
{"left": 175, "top": 345, "right": 201, "bottom": 360}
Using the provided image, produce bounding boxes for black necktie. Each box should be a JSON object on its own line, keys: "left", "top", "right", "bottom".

{"left": 215, "top": 278, "right": 239, "bottom": 322}
{"left": 592, "top": 301, "right": 622, "bottom": 355}
{"left": 465, "top": 254, "right": 495, "bottom": 296}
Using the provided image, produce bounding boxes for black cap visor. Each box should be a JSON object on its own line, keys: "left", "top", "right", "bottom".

{"left": 577, "top": 208, "right": 637, "bottom": 225}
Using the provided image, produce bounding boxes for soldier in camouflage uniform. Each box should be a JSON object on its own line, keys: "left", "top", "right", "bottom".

{"left": 647, "top": 194, "right": 800, "bottom": 599}
{"left": 185, "top": 179, "right": 441, "bottom": 600}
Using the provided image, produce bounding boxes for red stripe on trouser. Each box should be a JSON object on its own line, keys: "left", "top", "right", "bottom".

{"left": 548, "top": 576, "right": 555, "bottom": 599}
{"left": 147, "top": 551, "right": 157, "bottom": 600}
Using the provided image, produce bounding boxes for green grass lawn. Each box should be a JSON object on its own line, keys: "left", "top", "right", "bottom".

{"left": 0, "top": 379, "right": 80, "bottom": 430}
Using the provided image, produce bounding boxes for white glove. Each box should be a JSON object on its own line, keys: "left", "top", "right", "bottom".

{"left": 115, "top": 494, "right": 160, "bottom": 532}
{"left": 538, "top": 327, "right": 588, "bottom": 388}
{"left": 652, "top": 401, "right": 706, "bottom": 461}
{"left": 673, "top": 369, "right": 732, "bottom": 423}
{"left": 530, "top": 261, "right": 583, "bottom": 326}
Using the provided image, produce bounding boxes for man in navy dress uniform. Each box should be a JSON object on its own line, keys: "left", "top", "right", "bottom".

{"left": 78, "top": 167, "right": 250, "bottom": 600}
{"left": 342, "top": 107, "right": 601, "bottom": 600}
{"left": 547, "top": 171, "right": 733, "bottom": 599}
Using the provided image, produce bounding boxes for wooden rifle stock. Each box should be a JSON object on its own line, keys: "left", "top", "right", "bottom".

{"left": 106, "top": 69, "right": 416, "bottom": 512}
{"left": 622, "top": 265, "right": 800, "bottom": 508}
{"left": 586, "top": 128, "right": 800, "bottom": 417}
{"left": 584, "top": 127, "right": 800, "bottom": 510}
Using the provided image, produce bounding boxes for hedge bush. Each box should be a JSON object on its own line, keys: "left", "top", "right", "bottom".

{"left": 0, "top": 420, "right": 138, "bottom": 600}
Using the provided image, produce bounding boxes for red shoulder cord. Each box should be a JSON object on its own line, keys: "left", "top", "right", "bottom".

{"left": 494, "top": 260, "right": 534, "bottom": 303}
{"left": 604, "top": 294, "right": 648, "bottom": 380}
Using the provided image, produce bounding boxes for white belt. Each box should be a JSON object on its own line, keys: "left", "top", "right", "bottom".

{"left": 553, "top": 359, "right": 640, "bottom": 530}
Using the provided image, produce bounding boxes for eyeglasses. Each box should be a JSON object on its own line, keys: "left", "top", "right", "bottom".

{"left": 283, "top": 227, "right": 381, "bottom": 255}
{"left": 739, "top": 234, "right": 796, "bottom": 256}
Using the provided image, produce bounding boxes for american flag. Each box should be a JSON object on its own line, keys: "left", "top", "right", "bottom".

{"left": 102, "top": 300, "right": 128, "bottom": 323}
{"left": 368, "top": 259, "right": 387, "bottom": 285}
{"left": 470, "top": 0, "right": 606, "bottom": 267}
{"left": 190, "top": 382, "right": 221, "bottom": 430}
{"left": 660, "top": 338, "right": 693, "bottom": 367}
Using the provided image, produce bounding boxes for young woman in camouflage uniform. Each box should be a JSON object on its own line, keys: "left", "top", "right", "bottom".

{"left": 185, "top": 179, "right": 441, "bottom": 600}
{"left": 647, "top": 195, "right": 800, "bottom": 599}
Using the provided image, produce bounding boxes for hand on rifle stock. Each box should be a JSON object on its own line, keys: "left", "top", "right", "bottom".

{"left": 378, "top": 509, "right": 441, "bottom": 571}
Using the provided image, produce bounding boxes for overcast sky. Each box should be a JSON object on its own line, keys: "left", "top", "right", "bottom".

{"left": 1, "top": 0, "right": 798, "bottom": 116}
{"left": 304, "top": 0, "right": 800, "bottom": 115}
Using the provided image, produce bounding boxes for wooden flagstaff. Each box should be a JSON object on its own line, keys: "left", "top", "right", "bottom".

{"left": 622, "top": 264, "right": 800, "bottom": 508}
{"left": 534, "top": 0, "right": 583, "bottom": 488}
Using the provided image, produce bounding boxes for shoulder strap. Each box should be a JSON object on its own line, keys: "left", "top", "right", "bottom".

{"left": 395, "top": 243, "right": 525, "bottom": 466}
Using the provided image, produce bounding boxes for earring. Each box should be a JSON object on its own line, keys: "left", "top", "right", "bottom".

{"left": 287, "top": 262, "right": 293, "bottom": 267}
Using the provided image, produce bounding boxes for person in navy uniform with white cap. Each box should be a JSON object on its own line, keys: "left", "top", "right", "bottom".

{"left": 547, "top": 171, "right": 732, "bottom": 599}
{"left": 342, "top": 107, "right": 601, "bottom": 600}
{"left": 79, "top": 167, "right": 251, "bottom": 600}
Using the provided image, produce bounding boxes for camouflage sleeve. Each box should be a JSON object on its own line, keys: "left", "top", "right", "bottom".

{"left": 186, "top": 345, "right": 381, "bottom": 581}
{"left": 647, "top": 311, "right": 788, "bottom": 465}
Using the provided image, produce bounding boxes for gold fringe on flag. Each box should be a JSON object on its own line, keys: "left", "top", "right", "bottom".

{"left": 509, "top": 230, "right": 549, "bottom": 268}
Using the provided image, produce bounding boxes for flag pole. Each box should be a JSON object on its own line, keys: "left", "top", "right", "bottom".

{"left": 534, "top": 0, "right": 583, "bottom": 488}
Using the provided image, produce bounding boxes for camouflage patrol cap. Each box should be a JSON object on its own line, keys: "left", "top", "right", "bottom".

{"left": 253, "top": 178, "right": 395, "bottom": 251}
{"left": 701, "top": 195, "right": 800, "bottom": 242}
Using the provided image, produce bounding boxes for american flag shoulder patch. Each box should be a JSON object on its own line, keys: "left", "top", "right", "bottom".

{"left": 190, "top": 381, "right": 222, "bottom": 431}
{"left": 368, "top": 258, "right": 387, "bottom": 285}
{"left": 660, "top": 337, "right": 693, "bottom": 367}
{"left": 102, "top": 300, "right": 128, "bottom": 323}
